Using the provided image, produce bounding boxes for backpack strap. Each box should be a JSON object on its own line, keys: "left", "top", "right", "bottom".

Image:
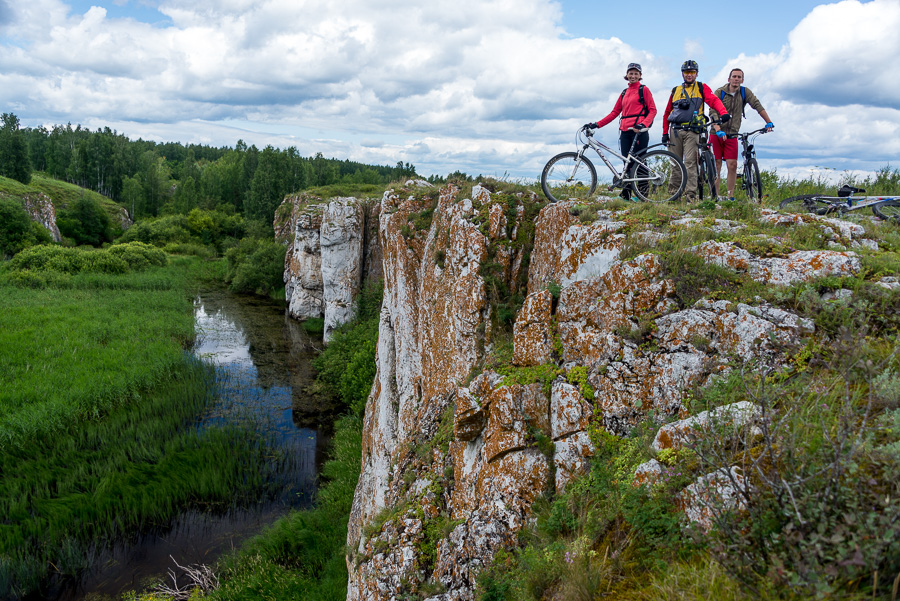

{"left": 720, "top": 87, "right": 747, "bottom": 118}
{"left": 620, "top": 85, "right": 650, "bottom": 125}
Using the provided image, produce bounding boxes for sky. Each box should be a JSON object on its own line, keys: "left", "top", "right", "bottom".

{"left": 1, "top": 0, "right": 898, "bottom": 182}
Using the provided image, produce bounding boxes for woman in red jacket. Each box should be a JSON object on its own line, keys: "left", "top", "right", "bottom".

{"left": 585, "top": 63, "right": 657, "bottom": 199}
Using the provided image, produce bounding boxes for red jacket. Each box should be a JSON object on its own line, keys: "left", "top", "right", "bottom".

{"left": 596, "top": 82, "right": 657, "bottom": 131}
{"left": 662, "top": 82, "right": 729, "bottom": 127}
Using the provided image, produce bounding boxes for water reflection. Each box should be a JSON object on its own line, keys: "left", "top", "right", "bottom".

{"left": 55, "top": 288, "right": 329, "bottom": 601}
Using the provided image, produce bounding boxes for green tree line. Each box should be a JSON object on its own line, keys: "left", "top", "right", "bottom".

{"left": 3, "top": 114, "right": 415, "bottom": 222}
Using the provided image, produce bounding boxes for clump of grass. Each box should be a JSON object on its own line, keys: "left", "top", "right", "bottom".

{"left": 0, "top": 264, "right": 195, "bottom": 448}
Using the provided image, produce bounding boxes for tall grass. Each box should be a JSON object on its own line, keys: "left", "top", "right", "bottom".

{"left": 760, "top": 165, "right": 900, "bottom": 205}
{"left": 0, "top": 265, "right": 194, "bottom": 449}
{"left": 0, "top": 256, "right": 277, "bottom": 598}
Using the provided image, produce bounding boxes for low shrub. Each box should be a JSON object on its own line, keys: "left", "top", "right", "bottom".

{"left": 689, "top": 334, "right": 900, "bottom": 598}
{"left": 8, "top": 244, "right": 160, "bottom": 276}
{"left": 0, "top": 198, "right": 52, "bottom": 258}
{"left": 9, "top": 245, "right": 85, "bottom": 273}
{"left": 108, "top": 241, "right": 168, "bottom": 271}
{"left": 225, "top": 238, "right": 288, "bottom": 297}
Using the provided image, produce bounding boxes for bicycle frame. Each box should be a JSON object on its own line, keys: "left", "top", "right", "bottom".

{"left": 577, "top": 129, "right": 657, "bottom": 185}
{"left": 731, "top": 128, "right": 767, "bottom": 170}
{"left": 814, "top": 195, "right": 900, "bottom": 211}
{"left": 541, "top": 126, "right": 687, "bottom": 203}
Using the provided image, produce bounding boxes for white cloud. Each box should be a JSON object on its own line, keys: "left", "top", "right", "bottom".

{"left": 1, "top": 0, "right": 898, "bottom": 179}
{"left": 705, "top": 0, "right": 900, "bottom": 178}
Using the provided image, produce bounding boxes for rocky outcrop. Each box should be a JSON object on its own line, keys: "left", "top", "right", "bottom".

{"left": 21, "top": 193, "right": 62, "bottom": 242}
{"left": 334, "top": 186, "right": 895, "bottom": 600}
{"left": 527, "top": 201, "right": 626, "bottom": 295}
{"left": 277, "top": 194, "right": 382, "bottom": 342}
{"left": 690, "top": 241, "right": 861, "bottom": 286}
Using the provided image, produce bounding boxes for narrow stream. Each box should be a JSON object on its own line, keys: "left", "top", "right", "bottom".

{"left": 53, "top": 288, "right": 331, "bottom": 600}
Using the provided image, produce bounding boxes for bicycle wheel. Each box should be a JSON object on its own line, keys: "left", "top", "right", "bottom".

{"left": 700, "top": 151, "right": 717, "bottom": 200}
{"left": 745, "top": 158, "right": 763, "bottom": 201}
{"left": 629, "top": 149, "right": 686, "bottom": 203}
{"left": 872, "top": 199, "right": 900, "bottom": 223}
{"left": 541, "top": 152, "right": 597, "bottom": 203}
{"left": 697, "top": 158, "right": 705, "bottom": 200}
{"left": 779, "top": 194, "right": 839, "bottom": 215}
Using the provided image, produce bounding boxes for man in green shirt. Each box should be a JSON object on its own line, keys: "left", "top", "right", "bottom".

{"left": 709, "top": 69, "right": 774, "bottom": 200}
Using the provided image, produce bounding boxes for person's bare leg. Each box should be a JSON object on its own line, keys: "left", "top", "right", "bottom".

{"left": 725, "top": 159, "right": 738, "bottom": 197}
{"left": 715, "top": 158, "right": 724, "bottom": 196}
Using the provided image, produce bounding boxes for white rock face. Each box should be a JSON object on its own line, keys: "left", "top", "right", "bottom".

{"left": 322, "top": 199, "right": 365, "bottom": 342}
{"left": 344, "top": 193, "right": 837, "bottom": 600}
{"left": 652, "top": 401, "right": 760, "bottom": 451}
{"left": 680, "top": 467, "right": 747, "bottom": 532}
{"left": 690, "top": 240, "right": 861, "bottom": 285}
{"left": 278, "top": 194, "right": 381, "bottom": 341}
{"left": 21, "top": 193, "right": 62, "bottom": 242}
{"left": 286, "top": 207, "right": 324, "bottom": 320}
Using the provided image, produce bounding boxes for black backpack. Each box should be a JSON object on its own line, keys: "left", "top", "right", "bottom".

{"left": 719, "top": 86, "right": 747, "bottom": 118}
{"left": 620, "top": 85, "right": 649, "bottom": 124}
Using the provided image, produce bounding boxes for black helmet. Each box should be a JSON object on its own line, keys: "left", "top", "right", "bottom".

{"left": 681, "top": 59, "right": 699, "bottom": 72}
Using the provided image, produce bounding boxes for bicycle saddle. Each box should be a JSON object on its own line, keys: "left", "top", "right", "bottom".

{"left": 838, "top": 184, "right": 866, "bottom": 197}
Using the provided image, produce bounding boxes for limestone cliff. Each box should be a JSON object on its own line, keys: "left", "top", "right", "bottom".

{"left": 277, "top": 193, "right": 382, "bottom": 342}
{"left": 21, "top": 193, "right": 62, "bottom": 242}
{"left": 282, "top": 183, "right": 884, "bottom": 600}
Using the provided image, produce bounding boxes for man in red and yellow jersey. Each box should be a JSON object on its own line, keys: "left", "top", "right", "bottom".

{"left": 661, "top": 60, "right": 730, "bottom": 201}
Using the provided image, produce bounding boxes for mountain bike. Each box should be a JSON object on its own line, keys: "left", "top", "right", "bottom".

{"left": 779, "top": 185, "right": 900, "bottom": 222}
{"left": 541, "top": 126, "right": 688, "bottom": 203}
{"left": 728, "top": 127, "right": 770, "bottom": 201}
{"left": 672, "top": 114, "right": 721, "bottom": 201}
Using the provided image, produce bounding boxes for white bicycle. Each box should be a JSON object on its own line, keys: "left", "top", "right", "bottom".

{"left": 541, "top": 125, "right": 688, "bottom": 203}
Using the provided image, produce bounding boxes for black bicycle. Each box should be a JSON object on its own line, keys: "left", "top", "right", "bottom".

{"left": 541, "top": 125, "right": 688, "bottom": 203}
{"left": 673, "top": 114, "right": 722, "bottom": 201}
{"left": 728, "top": 128, "right": 770, "bottom": 201}
{"left": 780, "top": 185, "right": 900, "bottom": 222}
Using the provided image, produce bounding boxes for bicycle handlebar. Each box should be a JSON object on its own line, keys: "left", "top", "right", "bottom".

{"left": 672, "top": 113, "right": 727, "bottom": 131}
{"left": 726, "top": 127, "right": 770, "bottom": 139}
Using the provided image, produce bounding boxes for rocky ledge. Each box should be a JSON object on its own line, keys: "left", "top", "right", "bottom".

{"left": 279, "top": 185, "right": 894, "bottom": 600}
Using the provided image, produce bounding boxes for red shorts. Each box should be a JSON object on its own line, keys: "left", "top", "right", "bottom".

{"left": 710, "top": 135, "right": 738, "bottom": 160}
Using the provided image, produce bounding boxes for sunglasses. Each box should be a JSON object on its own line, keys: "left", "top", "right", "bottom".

{"left": 682, "top": 70, "right": 698, "bottom": 75}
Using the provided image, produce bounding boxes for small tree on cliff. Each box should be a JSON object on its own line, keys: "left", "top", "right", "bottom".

{"left": 0, "top": 113, "right": 33, "bottom": 185}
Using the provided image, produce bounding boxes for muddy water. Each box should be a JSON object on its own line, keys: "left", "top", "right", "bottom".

{"left": 54, "top": 288, "right": 331, "bottom": 600}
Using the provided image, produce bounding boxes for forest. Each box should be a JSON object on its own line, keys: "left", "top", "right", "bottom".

{"left": 0, "top": 111, "right": 417, "bottom": 224}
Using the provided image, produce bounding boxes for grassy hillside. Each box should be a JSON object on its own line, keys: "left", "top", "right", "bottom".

{"left": 0, "top": 172, "right": 127, "bottom": 222}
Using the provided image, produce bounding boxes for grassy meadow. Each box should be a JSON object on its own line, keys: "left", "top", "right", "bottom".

{"left": 0, "top": 251, "right": 277, "bottom": 598}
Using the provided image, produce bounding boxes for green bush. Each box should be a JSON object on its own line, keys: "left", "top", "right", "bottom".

{"left": 118, "top": 214, "right": 193, "bottom": 247}
{"left": 80, "top": 250, "right": 129, "bottom": 274}
{"left": 7, "top": 244, "right": 162, "bottom": 276}
{"left": 108, "top": 241, "right": 168, "bottom": 271}
{"left": 56, "top": 195, "right": 112, "bottom": 246}
{"left": 9, "top": 245, "right": 85, "bottom": 273}
{"left": 313, "top": 280, "right": 383, "bottom": 414}
{"left": 0, "top": 198, "right": 51, "bottom": 258}
{"left": 225, "top": 238, "right": 287, "bottom": 296}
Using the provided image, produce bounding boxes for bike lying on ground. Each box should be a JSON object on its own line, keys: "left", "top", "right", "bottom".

{"left": 728, "top": 127, "right": 769, "bottom": 201}
{"left": 541, "top": 125, "right": 688, "bottom": 203}
{"left": 779, "top": 185, "right": 900, "bottom": 222}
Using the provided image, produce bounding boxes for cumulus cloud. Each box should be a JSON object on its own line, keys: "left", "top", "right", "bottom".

{"left": 706, "top": 0, "right": 900, "bottom": 177}
{"left": 1, "top": 0, "right": 898, "bottom": 178}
